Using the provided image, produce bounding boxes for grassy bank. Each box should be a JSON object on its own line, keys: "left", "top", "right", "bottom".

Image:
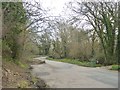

{"left": 47, "top": 57, "right": 120, "bottom": 71}
{"left": 47, "top": 58, "right": 102, "bottom": 67}
{"left": 110, "top": 65, "right": 120, "bottom": 71}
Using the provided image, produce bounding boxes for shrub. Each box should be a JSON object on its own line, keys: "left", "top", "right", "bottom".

{"left": 94, "top": 53, "right": 105, "bottom": 64}
{"left": 111, "top": 65, "right": 120, "bottom": 70}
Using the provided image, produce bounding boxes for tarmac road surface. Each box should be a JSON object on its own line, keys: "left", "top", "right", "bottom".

{"left": 31, "top": 57, "right": 118, "bottom": 88}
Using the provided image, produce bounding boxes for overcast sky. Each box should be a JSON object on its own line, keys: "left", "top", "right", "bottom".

{"left": 40, "top": 0, "right": 74, "bottom": 16}
{"left": 24, "top": 0, "right": 93, "bottom": 30}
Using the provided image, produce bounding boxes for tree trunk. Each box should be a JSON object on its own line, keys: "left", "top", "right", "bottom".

{"left": 118, "top": 2, "right": 120, "bottom": 64}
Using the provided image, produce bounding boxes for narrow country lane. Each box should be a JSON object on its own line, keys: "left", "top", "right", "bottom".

{"left": 31, "top": 57, "right": 118, "bottom": 88}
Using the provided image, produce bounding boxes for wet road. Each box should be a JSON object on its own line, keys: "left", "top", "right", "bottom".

{"left": 31, "top": 57, "right": 118, "bottom": 88}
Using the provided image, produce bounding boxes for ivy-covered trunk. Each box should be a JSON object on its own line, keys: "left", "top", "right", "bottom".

{"left": 117, "top": 2, "right": 120, "bottom": 64}
{"left": 2, "top": 2, "right": 27, "bottom": 61}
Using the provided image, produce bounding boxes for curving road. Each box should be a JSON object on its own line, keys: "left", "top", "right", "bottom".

{"left": 31, "top": 57, "right": 118, "bottom": 88}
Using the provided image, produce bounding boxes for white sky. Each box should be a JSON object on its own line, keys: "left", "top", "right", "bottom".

{"left": 40, "top": 0, "right": 118, "bottom": 16}
{"left": 24, "top": 0, "right": 93, "bottom": 30}
{"left": 40, "top": 0, "right": 74, "bottom": 16}
{"left": 25, "top": 0, "right": 119, "bottom": 17}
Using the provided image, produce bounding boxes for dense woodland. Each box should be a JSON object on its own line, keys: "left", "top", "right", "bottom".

{"left": 2, "top": 2, "right": 120, "bottom": 66}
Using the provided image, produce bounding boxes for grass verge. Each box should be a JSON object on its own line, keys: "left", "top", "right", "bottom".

{"left": 110, "top": 65, "right": 120, "bottom": 71}
{"left": 47, "top": 57, "right": 101, "bottom": 67}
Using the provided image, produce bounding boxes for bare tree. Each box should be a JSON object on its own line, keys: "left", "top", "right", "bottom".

{"left": 69, "top": 2, "right": 118, "bottom": 65}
